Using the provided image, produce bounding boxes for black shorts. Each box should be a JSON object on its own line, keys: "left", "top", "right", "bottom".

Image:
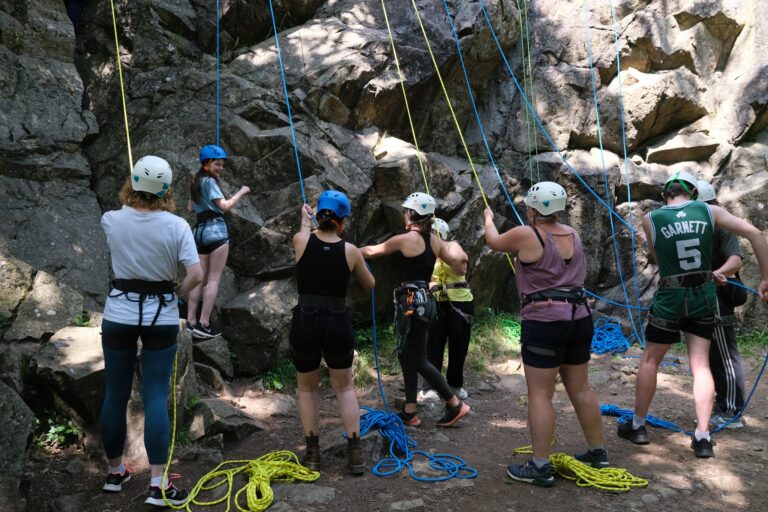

{"left": 645, "top": 314, "right": 714, "bottom": 345}
{"left": 520, "top": 316, "right": 593, "bottom": 369}
{"left": 289, "top": 305, "right": 355, "bottom": 373}
{"left": 197, "top": 238, "right": 229, "bottom": 255}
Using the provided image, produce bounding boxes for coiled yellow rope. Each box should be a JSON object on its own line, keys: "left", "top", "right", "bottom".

{"left": 512, "top": 444, "right": 648, "bottom": 492}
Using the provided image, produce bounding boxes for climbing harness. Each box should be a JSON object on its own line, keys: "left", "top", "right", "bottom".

{"left": 512, "top": 443, "right": 648, "bottom": 492}
{"left": 394, "top": 281, "right": 436, "bottom": 323}
{"left": 108, "top": 279, "right": 175, "bottom": 327}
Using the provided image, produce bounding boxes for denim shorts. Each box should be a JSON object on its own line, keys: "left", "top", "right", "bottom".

{"left": 193, "top": 218, "right": 229, "bottom": 254}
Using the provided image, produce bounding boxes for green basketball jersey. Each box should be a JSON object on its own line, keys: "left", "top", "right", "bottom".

{"left": 648, "top": 200, "right": 717, "bottom": 322}
{"left": 648, "top": 201, "right": 714, "bottom": 278}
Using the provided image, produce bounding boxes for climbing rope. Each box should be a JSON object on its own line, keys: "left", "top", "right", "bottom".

{"left": 512, "top": 444, "right": 648, "bottom": 492}
{"left": 582, "top": 0, "right": 642, "bottom": 344}
{"left": 591, "top": 317, "right": 631, "bottom": 355}
{"left": 358, "top": 279, "right": 478, "bottom": 481}
{"left": 108, "top": 0, "right": 133, "bottom": 171}
{"left": 215, "top": 0, "right": 221, "bottom": 145}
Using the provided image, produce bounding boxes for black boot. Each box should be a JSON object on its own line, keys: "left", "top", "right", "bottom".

{"left": 303, "top": 431, "right": 321, "bottom": 470}
{"left": 347, "top": 432, "right": 364, "bottom": 476}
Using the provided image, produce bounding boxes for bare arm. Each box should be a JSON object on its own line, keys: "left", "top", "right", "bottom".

{"left": 713, "top": 255, "right": 742, "bottom": 286}
{"left": 213, "top": 185, "right": 251, "bottom": 212}
{"left": 438, "top": 239, "right": 468, "bottom": 276}
{"left": 347, "top": 244, "right": 375, "bottom": 290}
{"left": 176, "top": 263, "right": 203, "bottom": 298}
{"left": 292, "top": 204, "right": 314, "bottom": 262}
{"left": 642, "top": 215, "right": 658, "bottom": 264}
{"left": 359, "top": 234, "right": 408, "bottom": 259}
{"left": 711, "top": 205, "right": 768, "bottom": 300}
{"left": 483, "top": 208, "right": 534, "bottom": 255}
{"left": 187, "top": 200, "right": 194, "bottom": 213}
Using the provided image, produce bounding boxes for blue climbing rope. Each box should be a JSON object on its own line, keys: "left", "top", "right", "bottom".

{"left": 608, "top": 0, "right": 645, "bottom": 345}
{"left": 584, "top": 290, "right": 650, "bottom": 311}
{"left": 582, "top": 0, "right": 642, "bottom": 345}
{"left": 476, "top": 0, "right": 635, "bottom": 233}
{"left": 591, "top": 317, "right": 631, "bottom": 355}
{"left": 267, "top": 0, "right": 308, "bottom": 204}
{"left": 359, "top": 285, "right": 478, "bottom": 481}
{"left": 440, "top": 0, "right": 524, "bottom": 226}
{"left": 215, "top": 0, "right": 221, "bottom": 146}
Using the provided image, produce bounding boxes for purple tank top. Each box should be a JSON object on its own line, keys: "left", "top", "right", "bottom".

{"left": 514, "top": 227, "right": 590, "bottom": 322}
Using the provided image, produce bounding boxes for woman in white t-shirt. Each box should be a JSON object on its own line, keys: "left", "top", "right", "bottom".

{"left": 100, "top": 156, "right": 202, "bottom": 507}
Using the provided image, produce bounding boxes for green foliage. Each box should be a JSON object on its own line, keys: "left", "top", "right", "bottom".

{"left": 187, "top": 394, "right": 200, "bottom": 410}
{"left": 737, "top": 326, "right": 768, "bottom": 358}
{"left": 354, "top": 324, "right": 400, "bottom": 388}
{"left": 261, "top": 355, "right": 296, "bottom": 391}
{"left": 466, "top": 308, "right": 521, "bottom": 372}
{"left": 175, "top": 429, "right": 192, "bottom": 447}
{"left": 0, "top": 314, "right": 12, "bottom": 329}
{"left": 71, "top": 311, "right": 93, "bottom": 327}
{"left": 35, "top": 416, "right": 82, "bottom": 449}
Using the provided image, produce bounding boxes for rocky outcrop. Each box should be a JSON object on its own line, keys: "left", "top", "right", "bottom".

{"left": 0, "top": 380, "right": 35, "bottom": 512}
{"left": 189, "top": 397, "right": 265, "bottom": 441}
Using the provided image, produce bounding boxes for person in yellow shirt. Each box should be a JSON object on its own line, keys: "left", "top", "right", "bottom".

{"left": 420, "top": 218, "right": 473, "bottom": 400}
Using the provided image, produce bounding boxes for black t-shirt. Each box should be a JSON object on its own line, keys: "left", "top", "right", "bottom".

{"left": 296, "top": 234, "right": 350, "bottom": 297}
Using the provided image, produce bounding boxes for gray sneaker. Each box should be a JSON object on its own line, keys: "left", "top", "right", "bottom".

{"left": 574, "top": 448, "right": 609, "bottom": 469}
{"left": 451, "top": 387, "right": 468, "bottom": 400}
{"left": 506, "top": 460, "right": 555, "bottom": 487}
{"left": 711, "top": 413, "right": 745, "bottom": 429}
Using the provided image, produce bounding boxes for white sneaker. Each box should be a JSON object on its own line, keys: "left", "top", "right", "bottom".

{"left": 452, "top": 387, "right": 468, "bottom": 400}
{"left": 418, "top": 389, "right": 439, "bottom": 401}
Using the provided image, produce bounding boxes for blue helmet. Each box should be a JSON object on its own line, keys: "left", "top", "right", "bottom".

{"left": 317, "top": 190, "right": 351, "bottom": 219}
{"left": 199, "top": 144, "right": 227, "bottom": 163}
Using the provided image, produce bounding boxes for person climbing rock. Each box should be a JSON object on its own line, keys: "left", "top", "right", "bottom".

{"left": 186, "top": 144, "right": 249, "bottom": 339}
{"left": 420, "top": 218, "right": 474, "bottom": 402}
{"left": 619, "top": 171, "right": 768, "bottom": 458}
{"left": 484, "top": 181, "right": 606, "bottom": 487}
{"left": 697, "top": 180, "right": 748, "bottom": 429}
{"left": 360, "top": 192, "right": 470, "bottom": 429}
{"left": 290, "top": 191, "right": 375, "bottom": 475}
{"left": 100, "top": 156, "right": 202, "bottom": 506}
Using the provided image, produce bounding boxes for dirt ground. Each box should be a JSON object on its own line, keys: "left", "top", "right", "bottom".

{"left": 25, "top": 346, "right": 768, "bottom": 512}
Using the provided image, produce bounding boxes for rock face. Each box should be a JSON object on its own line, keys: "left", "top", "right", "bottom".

{"left": 189, "top": 398, "right": 265, "bottom": 441}
{"left": 0, "top": 381, "right": 35, "bottom": 512}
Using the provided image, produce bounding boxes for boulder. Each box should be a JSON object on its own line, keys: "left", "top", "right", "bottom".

{"left": 220, "top": 279, "right": 297, "bottom": 375}
{"left": 3, "top": 271, "right": 84, "bottom": 342}
{"left": 194, "top": 362, "right": 231, "bottom": 395}
{"left": 0, "top": 253, "right": 34, "bottom": 324}
{"left": 193, "top": 336, "right": 235, "bottom": 378}
{"left": 0, "top": 341, "right": 38, "bottom": 394}
{"left": 0, "top": 381, "right": 35, "bottom": 512}
{"left": 646, "top": 132, "right": 720, "bottom": 164}
{"left": 189, "top": 398, "right": 265, "bottom": 441}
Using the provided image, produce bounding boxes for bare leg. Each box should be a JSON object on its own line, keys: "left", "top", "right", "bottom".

{"left": 186, "top": 254, "right": 209, "bottom": 325}
{"left": 296, "top": 369, "right": 320, "bottom": 436}
{"left": 686, "top": 333, "right": 714, "bottom": 431}
{"left": 329, "top": 367, "right": 360, "bottom": 436}
{"left": 199, "top": 244, "right": 229, "bottom": 326}
{"left": 634, "top": 342, "right": 670, "bottom": 418}
{"left": 523, "top": 364, "right": 559, "bottom": 459}
{"left": 560, "top": 363, "right": 603, "bottom": 447}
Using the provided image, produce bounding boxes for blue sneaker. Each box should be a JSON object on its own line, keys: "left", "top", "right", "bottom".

{"left": 506, "top": 460, "right": 554, "bottom": 487}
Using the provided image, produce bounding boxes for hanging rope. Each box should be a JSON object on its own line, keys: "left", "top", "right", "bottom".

{"left": 215, "top": 0, "right": 221, "bottom": 146}
{"left": 108, "top": 0, "right": 133, "bottom": 171}
{"left": 582, "top": 0, "right": 642, "bottom": 344}
{"left": 512, "top": 443, "right": 648, "bottom": 492}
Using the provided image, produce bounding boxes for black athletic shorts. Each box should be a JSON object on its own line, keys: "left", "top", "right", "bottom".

{"left": 645, "top": 314, "right": 714, "bottom": 345}
{"left": 520, "top": 316, "right": 594, "bottom": 369}
{"left": 288, "top": 305, "right": 355, "bottom": 372}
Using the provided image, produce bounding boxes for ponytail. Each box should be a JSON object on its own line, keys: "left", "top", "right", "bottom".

{"left": 407, "top": 210, "right": 433, "bottom": 235}
{"left": 190, "top": 163, "right": 222, "bottom": 204}
{"left": 316, "top": 209, "right": 344, "bottom": 235}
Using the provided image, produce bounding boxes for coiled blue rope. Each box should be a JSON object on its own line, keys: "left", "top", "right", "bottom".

{"left": 591, "top": 317, "right": 631, "bottom": 355}
{"left": 358, "top": 285, "right": 478, "bottom": 481}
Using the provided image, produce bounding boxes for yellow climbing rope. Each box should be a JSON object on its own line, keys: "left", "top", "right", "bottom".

{"left": 162, "top": 346, "right": 319, "bottom": 511}
{"left": 513, "top": 444, "right": 648, "bottom": 492}
{"left": 407, "top": 0, "right": 516, "bottom": 273}
{"left": 108, "top": 0, "right": 134, "bottom": 171}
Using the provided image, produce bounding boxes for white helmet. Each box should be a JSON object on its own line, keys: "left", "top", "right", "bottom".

{"left": 132, "top": 156, "right": 173, "bottom": 197}
{"left": 402, "top": 192, "right": 436, "bottom": 216}
{"left": 432, "top": 218, "right": 450, "bottom": 239}
{"left": 524, "top": 181, "right": 567, "bottom": 216}
{"left": 696, "top": 180, "right": 716, "bottom": 202}
{"left": 664, "top": 170, "right": 698, "bottom": 198}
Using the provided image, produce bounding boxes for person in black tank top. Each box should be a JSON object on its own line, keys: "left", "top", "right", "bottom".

{"left": 290, "top": 191, "right": 374, "bottom": 476}
{"left": 360, "top": 192, "right": 470, "bottom": 429}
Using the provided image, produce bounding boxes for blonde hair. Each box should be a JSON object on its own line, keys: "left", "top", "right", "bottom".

{"left": 119, "top": 178, "right": 176, "bottom": 212}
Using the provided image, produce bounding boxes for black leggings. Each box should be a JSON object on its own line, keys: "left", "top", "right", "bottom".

{"left": 395, "top": 310, "right": 454, "bottom": 403}
{"left": 427, "top": 301, "right": 474, "bottom": 388}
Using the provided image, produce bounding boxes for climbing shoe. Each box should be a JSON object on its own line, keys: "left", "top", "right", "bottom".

{"left": 436, "top": 400, "right": 470, "bottom": 427}
{"left": 102, "top": 469, "right": 131, "bottom": 492}
{"left": 711, "top": 413, "right": 745, "bottom": 429}
{"left": 574, "top": 448, "right": 610, "bottom": 469}
{"left": 397, "top": 409, "right": 421, "bottom": 427}
{"left": 506, "top": 460, "right": 555, "bottom": 487}
{"left": 303, "top": 432, "right": 321, "bottom": 470}
{"left": 145, "top": 484, "right": 189, "bottom": 507}
{"left": 346, "top": 432, "right": 365, "bottom": 476}
{"left": 691, "top": 436, "right": 715, "bottom": 458}
{"left": 617, "top": 421, "right": 649, "bottom": 445}
{"left": 190, "top": 324, "right": 221, "bottom": 339}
